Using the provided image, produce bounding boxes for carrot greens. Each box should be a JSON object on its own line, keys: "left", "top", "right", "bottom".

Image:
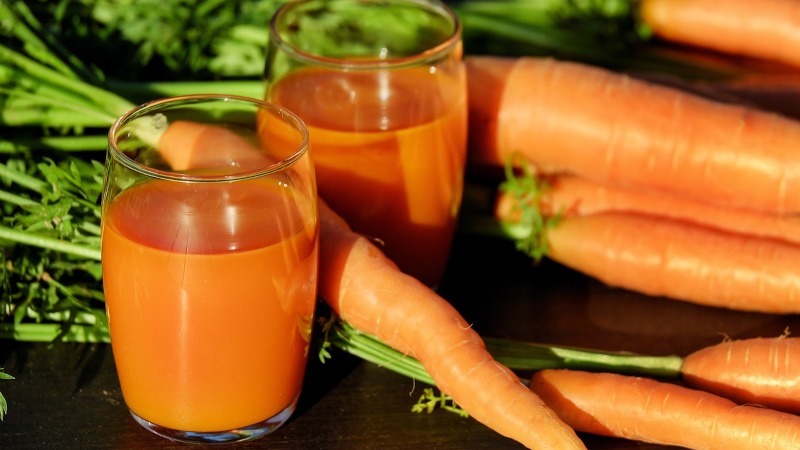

{"left": 0, "top": 368, "right": 12, "bottom": 420}
{"left": 495, "top": 155, "right": 562, "bottom": 262}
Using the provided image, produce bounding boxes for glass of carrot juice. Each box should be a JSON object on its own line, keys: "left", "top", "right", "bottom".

{"left": 101, "top": 95, "right": 318, "bottom": 444}
{"left": 264, "top": 0, "right": 467, "bottom": 288}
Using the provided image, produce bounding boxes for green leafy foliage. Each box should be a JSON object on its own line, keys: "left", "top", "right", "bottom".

{"left": 21, "top": 0, "right": 286, "bottom": 80}
{"left": 0, "top": 368, "right": 13, "bottom": 421}
{"left": 497, "top": 154, "right": 562, "bottom": 263}
{"left": 412, "top": 388, "right": 469, "bottom": 417}
{"left": 1, "top": 156, "right": 106, "bottom": 342}
{"left": 274, "top": 0, "right": 452, "bottom": 59}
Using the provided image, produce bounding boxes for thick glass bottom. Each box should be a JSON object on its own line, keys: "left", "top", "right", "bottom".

{"left": 129, "top": 397, "right": 298, "bottom": 444}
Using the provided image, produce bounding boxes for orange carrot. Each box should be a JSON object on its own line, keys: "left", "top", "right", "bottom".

{"left": 498, "top": 207, "right": 800, "bottom": 313}
{"left": 640, "top": 0, "right": 800, "bottom": 69}
{"left": 128, "top": 118, "right": 268, "bottom": 171}
{"left": 495, "top": 173, "right": 800, "bottom": 246}
{"left": 529, "top": 369, "right": 800, "bottom": 450}
{"left": 682, "top": 334, "right": 800, "bottom": 415}
{"left": 466, "top": 55, "right": 800, "bottom": 214}
{"left": 140, "top": 116, "right": 587, "bottom": 450}
{"left": 317, "top": 198, "right": 586, "bottom": 450}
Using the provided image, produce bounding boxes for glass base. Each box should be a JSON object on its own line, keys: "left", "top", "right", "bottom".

{"left": 130, "top": 398, "right": 297, "bottom": 444}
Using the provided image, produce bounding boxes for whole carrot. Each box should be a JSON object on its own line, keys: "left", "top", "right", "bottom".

{"left": 466, "top": 55, "right": 800, "bottom": 214}
{"left": 542, "top": 211, "right": 800, "bottom": 313}
{"left": 136, "top": 114, "right": 587, "bottom": 450}
{"left": 494, "top": 173, "right": 800, "bottom": 246}
{"left": 529, "top": 369, "right": 800, "bottom": 450}
{"left": 317, "top": 198, "right": 586, "bottom": 450}
{"left": 641, "top": 0, "right": 800, "bottom": 69}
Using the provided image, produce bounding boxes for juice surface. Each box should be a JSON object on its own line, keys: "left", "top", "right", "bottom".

{"left": 101, "top": 178, "right": 318, "bottom": 432}
{"left": 269, "top": 66, "right": 467, "bottom": 286}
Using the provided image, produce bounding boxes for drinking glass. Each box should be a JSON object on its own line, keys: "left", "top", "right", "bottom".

{"left": 264, "top": 0, "right": 467, "bottom": 287}
{"left": 101, "top": 94, "right": 318, "bottom": 444}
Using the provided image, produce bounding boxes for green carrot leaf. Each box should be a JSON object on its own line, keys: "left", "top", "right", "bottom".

{"left": 0, "top": 367, "right": 13, "bottom": 421}
{"left": 411, "top": 388, "right": 469, "bottom": 417}
{"left": 498, "top": 153, "right": 562, "bottom": 262}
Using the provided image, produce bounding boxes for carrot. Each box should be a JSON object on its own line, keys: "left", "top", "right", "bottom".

{"left": 529, "top": 369, "right": 800, "bottom": 450}
{"left": 317, "top": 198, "right": 586, "bottom": 450}
{"left": 497, "top": 199, "right": 800, "bottom": 313}
{"left": 127, "top": 117, "right": 268, "bottom": 171}
{"left": 682, "top": 334, "right": 800, "bottom": 415}
{"left": 640, "top": 0, "right": 800, "bottom": 69}
{"left": 136, "top": 115, "right": 587, "bottom": 450}
{"left": 466, "top": 55, "right": 800, "bottom": 214}
{"left": 495, "top": 173, "right": 800, "bottom": 246}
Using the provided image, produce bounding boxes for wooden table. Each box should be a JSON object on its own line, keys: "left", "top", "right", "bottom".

{"left": 2, "top": 231, "right": 798, "bottom": 449}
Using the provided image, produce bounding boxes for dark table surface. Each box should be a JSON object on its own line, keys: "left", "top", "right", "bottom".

{"left": 3, "top": 230, "right": 799, "bottom": 450}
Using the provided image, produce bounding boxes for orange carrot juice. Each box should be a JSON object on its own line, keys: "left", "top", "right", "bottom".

{"left": 268, "top": 66, "right": 467, "bottom": 287}
{"left": 102, "top": 177, "right": 318, "bottom": 432}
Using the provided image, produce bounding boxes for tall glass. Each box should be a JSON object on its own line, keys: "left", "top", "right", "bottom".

{"left": 101, "top": 95, "right": 318, "bottom": 444}
{"left": 264, "top": 0, "right": 467, "bottom": 287}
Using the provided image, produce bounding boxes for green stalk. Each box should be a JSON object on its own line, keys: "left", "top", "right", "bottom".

{"left": 331, "top": 321, "right": 435, "bottom": 385}
{"left": 0, "top": 109, "right": 115, "bottom": 128}
{"left": 78, "top": 222, "right": 102, "bottom": 237}
{"left": 329, "top": 319, "right": 685, "bottom": 386}
{"left": 106, "top": 79, "right": 265, "bottom": 104}
{"left": 0, "top": 135, "right": 109, "bottom": 154}
{"left": 454, "top": 0, "right": 558, "bottom": 24}
{"left": 0, "top": 162, "right": 46, "bottom": 192}
{"left": 0, "top": 46, "right": 133, "bottom": 117}
{"left": 486, "top": 337, "right": 682, "bottom": 377}
{"left": 0, "top": 87, "right": 121, "bottom": 126}
{"left": 461, "top": 14, "right": 600, "bottom": 58}
{"left": 0, "top": 189, "right": 36, "bottom": 207}
{"left": 0, "top": 1, "right": 78, "bottom": 79}
{"left": 0, "top": 1, "right": 102, "bottom": 83}
{"left": 0, "top": 225, "right": 102, "bottom": 261}
{"left": 0, "top": 66, "right": 108, "bottom": 110}
{"left": 0, "top": 322, "right": 109, "bottom": 343}
{"left": 23, "top": 307, "right": 103, "bottom": 325}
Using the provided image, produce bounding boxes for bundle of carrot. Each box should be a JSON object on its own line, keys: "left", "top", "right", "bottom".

{"left": 464, "top": 54, "right": 800, "bottom": 314}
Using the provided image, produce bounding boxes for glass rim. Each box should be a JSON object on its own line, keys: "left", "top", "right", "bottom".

{"left": 268, "top": 0, "right": 462, "bottom": 70}
{"left": 107, "top": 94, "right": 310, "bottom": 183}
